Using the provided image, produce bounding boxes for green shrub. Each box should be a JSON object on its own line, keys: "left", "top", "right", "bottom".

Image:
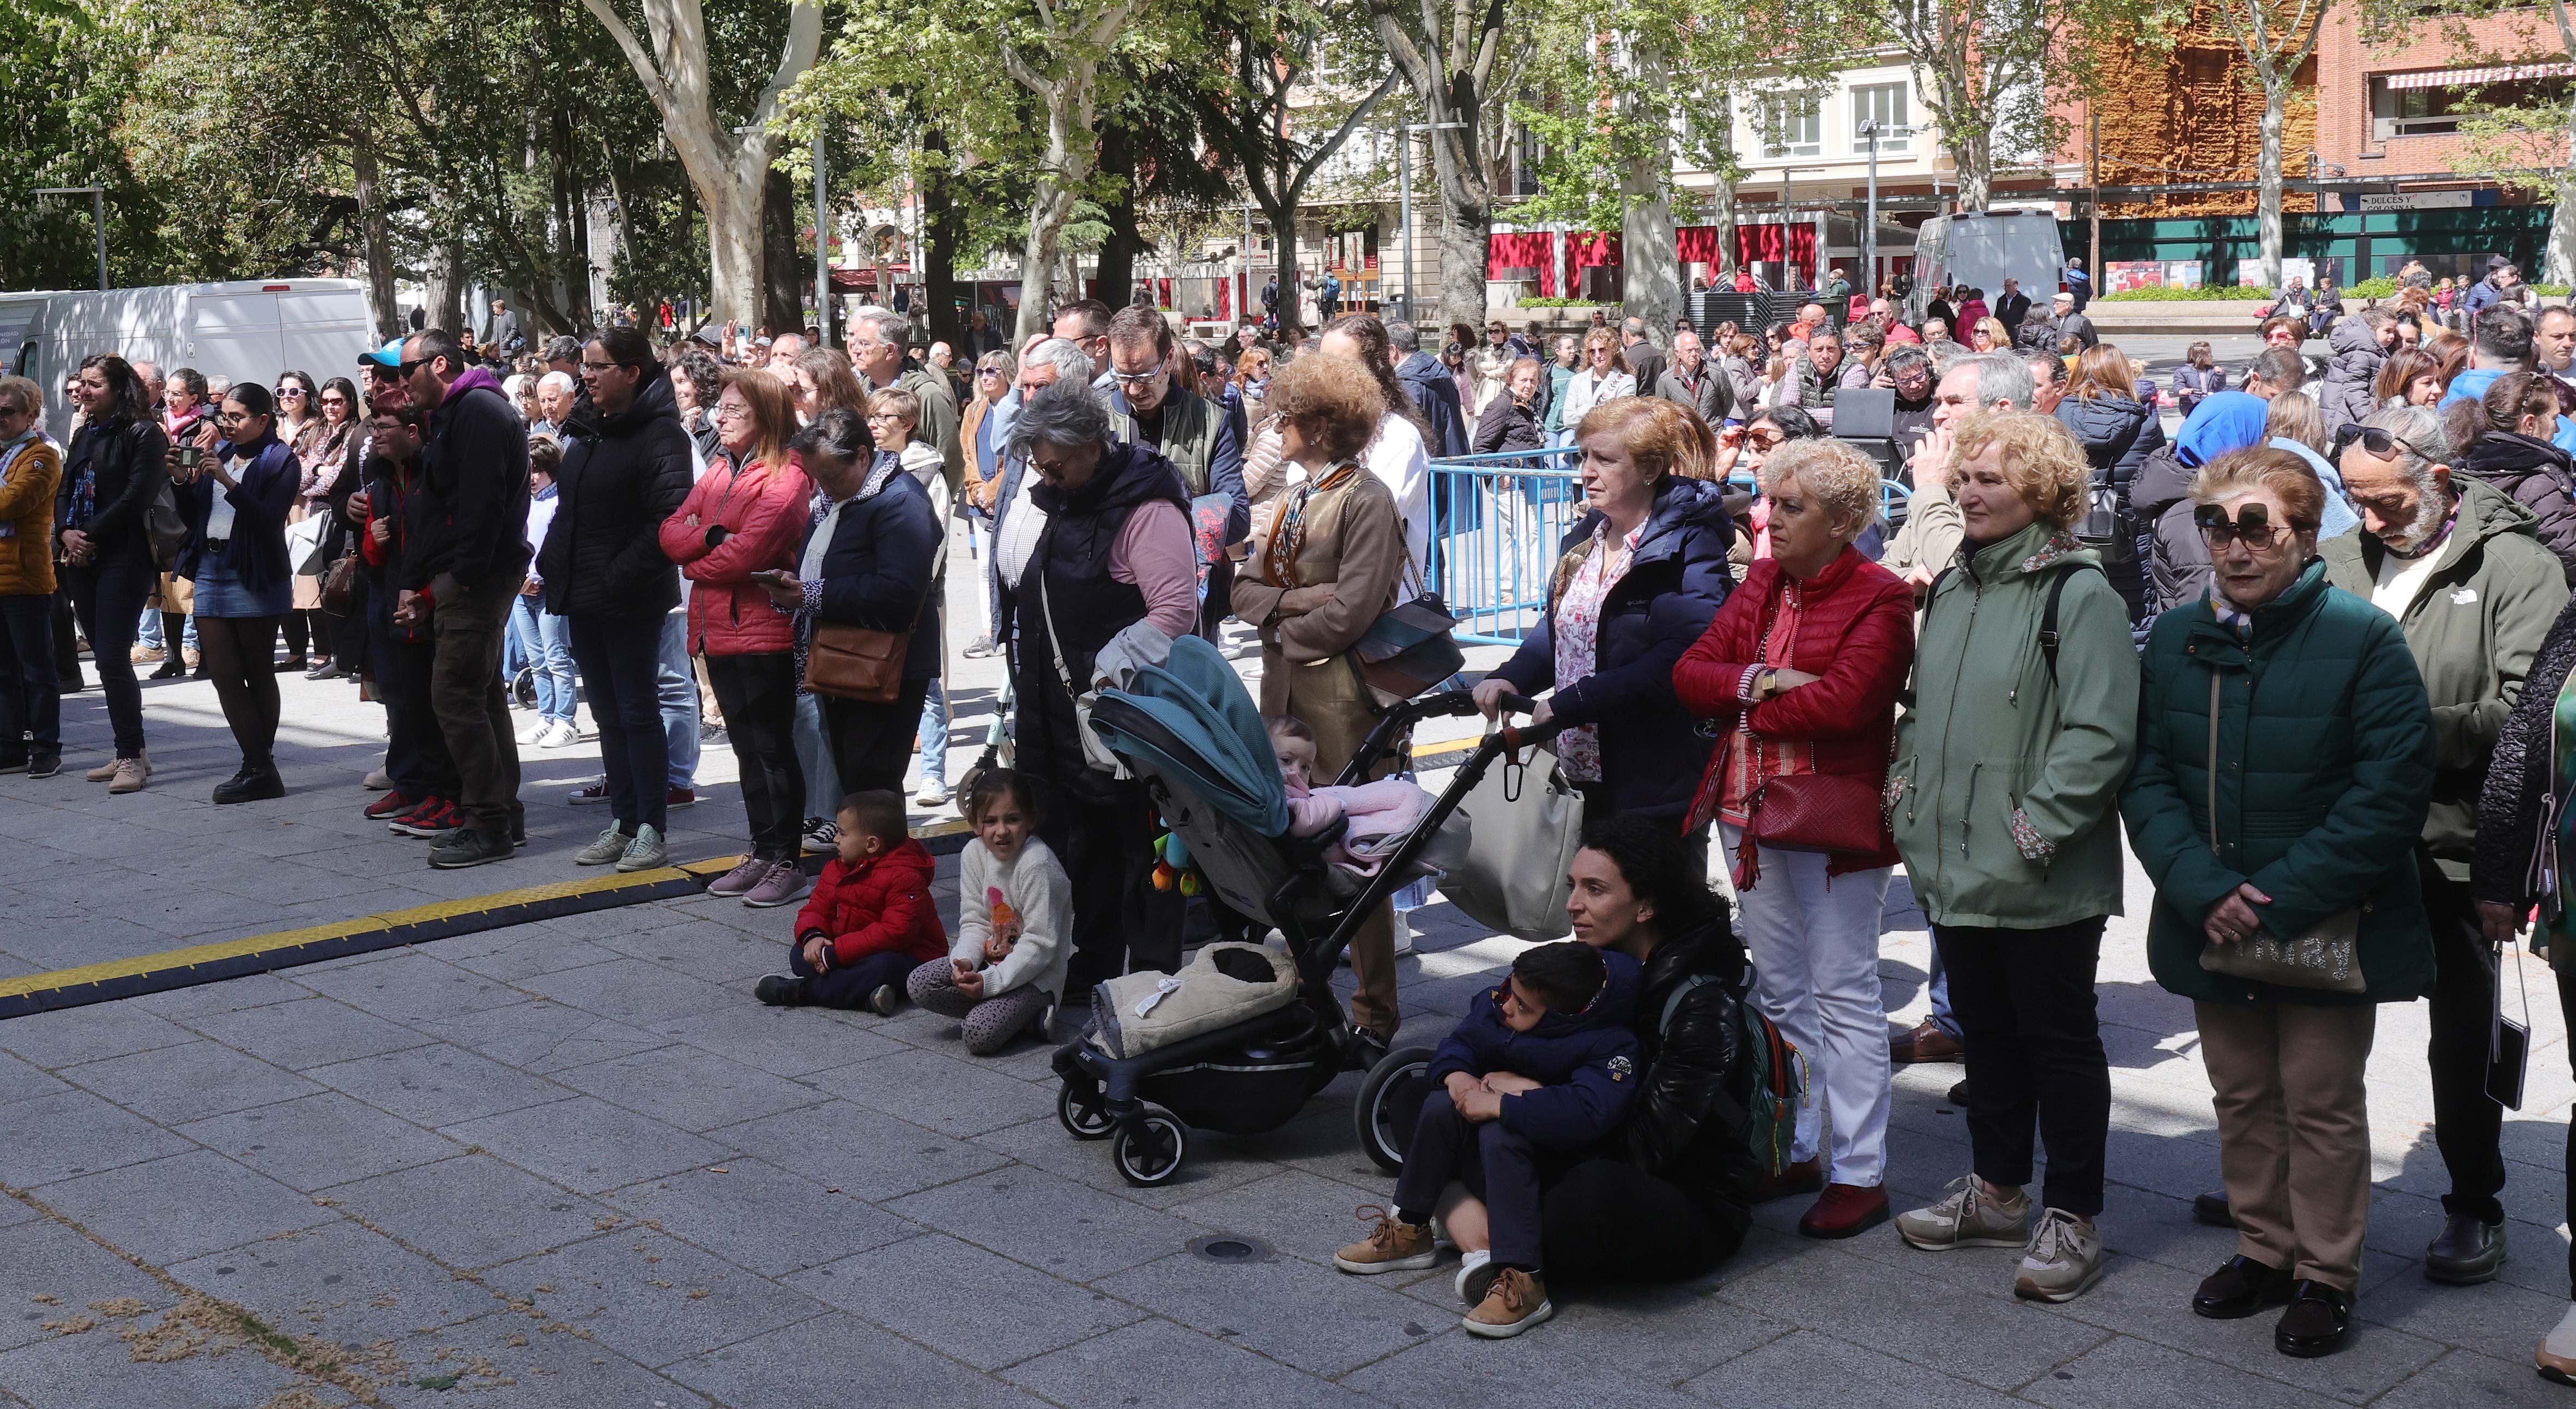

{"left": 2097, "top": 285, "right": 2274, "bottom": 301}
{"left": 2347, "top": 275, "right": 2399, "bottom": 299}
{"left": 1516, "top": 296, "right": 1610, "bottom": 308}
{"left": 2534, "top": 283, "right": 2572, "bottom": 297}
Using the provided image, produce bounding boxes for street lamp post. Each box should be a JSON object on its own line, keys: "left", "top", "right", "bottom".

{"left": 1860, "top": 121, "right": 1878, "bottom": 300}
{"left": 1399, "top": 120, "right": 1468, "bottom": 325}
{"left": 34, "top": 187, "right": 108, "bottom": 291}
{"left": 815, "top": 131, "right": 831, "bottom": 346}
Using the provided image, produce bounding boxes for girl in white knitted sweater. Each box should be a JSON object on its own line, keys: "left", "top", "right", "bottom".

{"left": 906, "top": 769, "right": 1073, "bottom": 1054}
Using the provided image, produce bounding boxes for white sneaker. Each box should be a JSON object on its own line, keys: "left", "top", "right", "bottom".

{"left": 541, "top": 719, "right": 579, "bottom": 748}
{"left": 914, "top": 781, "right": 950, "bottom": 807}
{"left": 2539, "top": 1302, "right": 2576, "bottom": 1384}
{"left": 515, "top": 720, "right": 549, "bottom": 745}
{"left": 1896, "top": 1176, "right": 2032, "bottom": 1251}
{"left": 2013, "top": 1208, "right": 2106, "bottom": 1303}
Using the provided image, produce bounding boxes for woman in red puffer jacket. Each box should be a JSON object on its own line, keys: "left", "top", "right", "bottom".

{"left": 659, "top": 368, "right": 816, "bottom": 908}
{"left": 1671, "top": 436, "right": 1915, "bottom": 1243}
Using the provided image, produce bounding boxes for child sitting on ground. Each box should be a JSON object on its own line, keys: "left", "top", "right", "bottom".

{"left": 905, "top": 769, "right": 1072, "bottom": 1054}
{"left": 1268, "top": 716, "right": 1432, "bottom": 875}
{"left": 1333, "top": 940, "right": 1641, "bottom": 1340}
{"left": 757, "top": 791, "right": 944, "bottom": 1015}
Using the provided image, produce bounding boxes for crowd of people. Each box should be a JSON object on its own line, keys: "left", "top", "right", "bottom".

{"left": 17, "top": 258, "right": 2576, "bottom": 1359}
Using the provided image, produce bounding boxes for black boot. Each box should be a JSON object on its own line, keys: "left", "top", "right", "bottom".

{"left": 755, "top": 974, "right": 812, "bottom": 1007}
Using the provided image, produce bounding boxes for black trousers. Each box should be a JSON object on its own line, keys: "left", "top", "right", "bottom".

{"left": 1396, "top": 1090, "right": 1550, "bottom": 1270}
{"left": 823, "top": 678, "right": 933, "bottom": 798}
{"left": 50, "top": 586, "right": 81, "bottom": 688}
{"left": 2557, "top": 968, "right": 2576, "bottom": 1297}
{"left": 569, "top": 612, "right": 667, "bottom": 833}
{"left": 2421, "top": 854, "right": 2507, "bottom": 1225}
{"left": 369, "top": 584, "right": 456, "bottom": 801}
{"left": 0, "top": 592, "right": 59, "bottom": 757}
{"left": 705, "top": 652, "right": 803, "bottom": 862}
{"left": 1040, "top": 773, "right": 1184, "bottom": 989}
{"left": 789, "top": 943, "right": 913, "bottom": 1010}
{"left": 61, "top": 551, "right": 153, "bottom": 759}
{"left": 1539, "top": 1159, "right": 1749, "bottom": 1284}
{"left": 1933, "top": 916, "right": 2112, "bottom": 1218}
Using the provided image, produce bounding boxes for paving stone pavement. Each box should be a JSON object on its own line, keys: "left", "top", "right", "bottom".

{"left": 8, "top": 542, "right": 2576, "bottom": 1404}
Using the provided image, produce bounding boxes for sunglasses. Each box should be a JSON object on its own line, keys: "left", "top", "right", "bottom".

{"left": 275, "top": 386, "right": 305, "bottom": 397}
{"left": 2193, "top": 501, "right": 2309, "bottom": 551}
{"left": 395, "top": 356, "right": 437, "bottom": 376}
{"left": 2332, "top": 423, "right": 2432, "bottom": 460}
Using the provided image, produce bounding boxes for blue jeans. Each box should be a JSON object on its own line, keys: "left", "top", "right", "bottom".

{"left": 914, "top": 678, "right": 949, "bottom": 791}
{"left": 1927, "top": 947, "right": 1961, "bottom": 1038}
{"left": 658, "top": 613, "right": 699, "bottom": 789}
{"left": 137, "top": 606, "right": 197, "bottom": 652}
{"left": 793, "top": 692, "right": 841, "bottom": 824}
{"left": 511, "top": 595, "right": 577, "bottom": 724}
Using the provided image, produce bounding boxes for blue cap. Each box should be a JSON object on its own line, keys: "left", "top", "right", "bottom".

{"left": 358, "top": 338, "right": 403, "bottom": 370}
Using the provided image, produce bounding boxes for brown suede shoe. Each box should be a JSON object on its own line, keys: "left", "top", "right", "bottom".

{"left": 1799, "top": 1182, "right": 1891, "bottom": 1239}
{"left": 1332, "top": 1206, "right": 1437, "bottom": 1275}
{"left": 1890, "top": 1018, "right": 1966, "bottom": 1063}
{"left": 1462, "top": 1267, "right": 1553, "bottom": 1338}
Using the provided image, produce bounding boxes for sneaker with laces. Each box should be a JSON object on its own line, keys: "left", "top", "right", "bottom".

{"left": 88, "top": 751, "right": 142, "bottom": 783}
{"left": 2013, "top": 1208, "right": 2106, "bottom": 1303}
{"left": 2538, "top": 1303, "right": 2576, "bottom": 1385}
{"left": 27, "top": 755, "right": 60, "bottom": 779}
{"left": 615, "top": 823, "right": 668, "bottom": 872}
{"left": 755, "top": 973, "right": 812, "bottom": 1007}
{"left": 802, "top": 818, "right": 839, "bottom": 851}
{"left": 362, "top": 767, "right": 396, "bottom": 792}
{"left": 1462, "top": 1267, "right": 1553, "bottom": 1338}
{"left": 667, "top": 787, "right": 696, "bottom": 808}
{"left": 1798, "top": 1182, "right": 1891, "bottom": 1239}
{"left": 567, "top": 779, "right": 611, "bottom": 805}
{"left": 707, "top": 857, "right": 769, "bottom": 898}
{"left": 743, "top": 861, "right": 812, "bottom": 909}
{"left": 1454, "top": 1248, "right": 1494, "bottom": 1304}
{"left": 1332, "top": 1206, "right": 1438, "bottom": 1274}
{"left": 364, "top": 790, "right": 419, "bottom": 821}
{"left": 867, "top": 983, "right": 903, "bottom": 1016}
{"left": 389, "top": 799, "right": 461, "bottom": 837}
{"left": 1897, "top": 1176, "right": 2033, "bottom": 1251}
{"left": 541, "top": 719, "right": 579, "bottom": 748}
{"left": 575, "top": 825, "right": 634, "bottom": 866}
{"left": 427, "top": 827, "right": 513, "bottom": 870}
{"left": 914, "top": 781, "right": 950, "bottom": 807}
{"left": 106, "top": 756, "right": 148, "bottom": 794}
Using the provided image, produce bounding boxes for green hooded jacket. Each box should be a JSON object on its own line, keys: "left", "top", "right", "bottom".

{"left": 2319, "top": 477, "right": 2569, "bottom": 879}
{"left": 1891, "top": 522, "right": 2140, "bottom": 928}
{"left": 2121, "top": 560, "right": 2437, "bottom": 1006}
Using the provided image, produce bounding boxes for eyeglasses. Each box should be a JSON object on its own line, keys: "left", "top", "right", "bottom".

{"left": 1110, "top": 369, "right": 1163, "bottom": 386}
{"left": 578, "top": 360, "right": 622, "bottom": 374}
{"left": 1745, "top": 428, "right": 1786, "bottom": 451}
{"left": 713, "top": 404, "right": 751, "bottom": 421}
{"left": 2332, "top": 423, "right": 2433, "bottom": 461}
{"left": 2194, "top": 502, "right": 2308, "bottom": 552}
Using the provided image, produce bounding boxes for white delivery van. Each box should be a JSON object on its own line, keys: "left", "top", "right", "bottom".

{"left": 1908, "top": 210, "right": 2067, "bottom": 313}
{"left": 8, "top": 280, "right": 377, "bottom": 442}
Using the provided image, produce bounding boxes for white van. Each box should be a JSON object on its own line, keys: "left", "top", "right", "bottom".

{"left": 1908, "top": 211, "right": 2067, "bottom": 315}
{"left": 9, "top": 280, "right": 377, "bottom": 441}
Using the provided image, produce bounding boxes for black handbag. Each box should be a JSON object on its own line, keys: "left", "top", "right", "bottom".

{"left": 2489, "top": 944, "right": 2531, "bottom": 1109}
{"left": 1349, "top": 548, "right": 1463, "bottom": 708}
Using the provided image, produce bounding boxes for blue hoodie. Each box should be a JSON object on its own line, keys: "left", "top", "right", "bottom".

{"left": 2444, "top": 366, "right": 2576, "bottom": 455}
{"left": 1428, "top": 948, "right": 1643, "bottom": 1149}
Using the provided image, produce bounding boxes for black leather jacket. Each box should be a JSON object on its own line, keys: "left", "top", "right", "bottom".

{"left": 1620, "top": 920, "right": 1761, "bottom": 1213}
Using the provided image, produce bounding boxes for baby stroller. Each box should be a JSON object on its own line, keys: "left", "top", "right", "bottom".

{"left": 1050, "top": 636, "right": 1563, "bottom": 1185}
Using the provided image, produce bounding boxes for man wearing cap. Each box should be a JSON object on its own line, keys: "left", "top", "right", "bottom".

{"left": 392, "top": 329, "right": 530, "bottom": 868}
{"left": 2465, "top": 258, "right": 2522, "bottom": 326}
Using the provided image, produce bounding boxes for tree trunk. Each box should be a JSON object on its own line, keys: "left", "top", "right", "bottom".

{"left": 2551, "top": 168, "right": 2576, "bottom": 289}
{"left": 1620, "top": 58, "right": 1678, "bottom": 336}
{"left": 425, "top": 235, "right": 465, "bottom": 334}
{"left": 1712, "top": 174, "right": 1738, "bottom": 278}
{"left": 1951, "top": 127, "right": 1992, "bottom": 212}
{"left": 1268, "top": 205, "right": 1304, "bottom": 338}
{"left": 703, "top": 162, "right": 765, "bottom": 331}
{"left": 2258, "top": 72, "right": 2287, "bottom": 290}
{"left": 764, "top": 168, "right": 805, "bottom": 332}
{"left": 1428, "top": 129, "right": 1491, "bottom": 329}
{"left": 921, "top": 128, "right": 965, "bottom": 352}
{"left": 1017, "top": 183, "right": 1079, "bottom": 343}
{"left": 352, "top": 132, "right": 402, "bottom": 341}
{"left": 1096, "top": 120, "right": 1140, "bottom": 307}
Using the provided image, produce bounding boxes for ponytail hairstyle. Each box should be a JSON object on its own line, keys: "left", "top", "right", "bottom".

{"left": 1322, "top": 312, "right": 1431, "bottom": 440}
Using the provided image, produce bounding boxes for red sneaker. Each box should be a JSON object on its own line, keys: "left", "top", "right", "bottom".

{"left": 1752, "top": 1157, "right": 1825, "bottom": 1205}
{"left": 1798, "top": 1183, "right": 1891, "bottom": 1240}
{"left": 389, "top": 799, "right": 462, "bottom": 838}
{"left": 363, "top": 790, "right": 418, "bottom": 821}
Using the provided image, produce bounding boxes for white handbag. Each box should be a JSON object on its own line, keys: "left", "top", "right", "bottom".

{"left": 1423, "top": 746, "right": 1586, "bottom": 942}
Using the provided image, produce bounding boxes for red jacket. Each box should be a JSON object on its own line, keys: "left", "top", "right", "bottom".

{"left": 658, "top": 449, "right": 815, "bottom": 657}
{"left": 793, "top": 838, "right": 946, "bottom": 968}
{"left": 1672, "top": 548, "right": 1916, "bottom": 874}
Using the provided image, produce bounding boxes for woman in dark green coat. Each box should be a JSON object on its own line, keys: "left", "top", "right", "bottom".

{"left": 2121, "top": 445, "right": 2435, "bottom": 1362}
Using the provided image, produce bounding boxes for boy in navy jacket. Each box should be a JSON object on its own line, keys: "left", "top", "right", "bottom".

{"left": 1332, "top": 941, "right": 1640, "bottom": 1339}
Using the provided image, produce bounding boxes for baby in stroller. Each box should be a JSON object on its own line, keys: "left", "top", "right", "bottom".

{"left": 1331, "top": 941, "right": 1641, "bottom": 1339}
{"left": 1267, "top": 716, "right": 1434, "bottom": 876}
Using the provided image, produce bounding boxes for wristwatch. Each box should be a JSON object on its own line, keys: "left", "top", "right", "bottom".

{"left": 1756, "top": 668, "right": 1780, "bottom": 699}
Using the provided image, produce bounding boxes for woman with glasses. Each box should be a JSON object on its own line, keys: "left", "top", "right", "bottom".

{"left": 792, "top": 347, "right": 868, "bottom": 423}
{"left": 1553, "top": 330, "right": 1637, "bottom": 452}
{"left": 165, "top": 383, "right": 303, "bottom": 802}
{"left": 2124, "top": 445, "right": 2434, "bottom": 1359}
{"left": 1886, "top": 412, "right": 2137, "bottom": 1301}
{"left": 958, "top": 350, "right": 1016, "bottom": 658}
{"left": 298, "top": 377, "right": 366, "bottom": 679}
{"left": 661, "top": 368, "right": 816, "bottom": 908}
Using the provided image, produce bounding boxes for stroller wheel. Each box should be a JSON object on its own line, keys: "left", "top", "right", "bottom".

{"left": 1354, "top": 1045, "right": 1440, "bottom": 1176}
{"left": 1057, "top": 1079, "right": 1114, "bottom": 1141}
{"left": 1112, "top": 1107, "right": 1189, "bottom": 1186}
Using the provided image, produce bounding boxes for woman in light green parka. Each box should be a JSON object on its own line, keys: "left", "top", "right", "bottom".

{"left": 1886, "top": 408, "right": 2138, "bottom": 1306}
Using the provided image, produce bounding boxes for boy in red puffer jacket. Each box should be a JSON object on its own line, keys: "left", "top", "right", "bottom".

{"left": 757, "top": 791, "right": 945, "bottom": 1014}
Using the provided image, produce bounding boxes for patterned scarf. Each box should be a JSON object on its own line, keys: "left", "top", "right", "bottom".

{"left": 1260, "top": 459, "right": 1361, "bottom": 588}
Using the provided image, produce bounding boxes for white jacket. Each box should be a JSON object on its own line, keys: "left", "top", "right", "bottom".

{"left": 952, "top": 836, "right": 1073, "bottom": 1001}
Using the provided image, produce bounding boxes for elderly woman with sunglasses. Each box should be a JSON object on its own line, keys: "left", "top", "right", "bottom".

{"left": 958, "top": 349, "right": 1018, "bottom": 657}
{"left": 2123, "top": 444, "right": 2434, "bottom": 1360}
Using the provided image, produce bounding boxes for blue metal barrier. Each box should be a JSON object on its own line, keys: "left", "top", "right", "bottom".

{"left": 1426, "top": 450, "right": 1913, "bottom": 648}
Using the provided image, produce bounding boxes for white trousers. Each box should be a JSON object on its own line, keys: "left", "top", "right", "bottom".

{"left": 1721, "top": 824, "right": 1894, "bottom": 1186}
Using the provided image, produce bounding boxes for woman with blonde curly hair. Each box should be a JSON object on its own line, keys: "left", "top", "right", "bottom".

{"left": 1231, "top": 353, "right": 1412, "bottom": 1047}
{"left": 1674, "top": 435, "right": 1913, "bottom": 1240}
{"left": 1479, "top": 395, "right": 1733, "bottom": 833}
{"left": 1884, "top": 409, "right": 2139, "bottom": 1303}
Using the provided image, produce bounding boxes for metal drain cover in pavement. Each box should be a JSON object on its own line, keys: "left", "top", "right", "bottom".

{"left": 1186, "top": 1233, "right": 1275, "bottom": 1263}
